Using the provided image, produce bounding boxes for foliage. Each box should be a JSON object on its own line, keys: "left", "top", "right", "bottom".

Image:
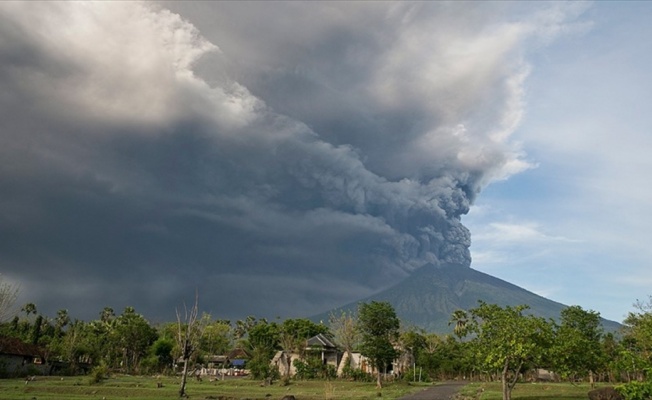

{"left": 550, "top": 305, "right": 604, "bottom": 383}
{"left": 458, "top": 301, "right": 553, "bottom": 400}
{"left": 248, "top": 346, "right": 280, "bottom": 382}
{"left": 358, "top": 301, "right": 400, "bottom": 388}
{"left": 114, "top": 307, "right": 158, "bottom": 373}
{"left": 199, "top": 320, "right": 232, "bottom": 356}
{"left": 293, "top": 357, "right": 337, "bottom": 380}
{"left": 621, "top": 296, "right": 652, "bottom": 380}
{"left": 88, "top": 363, "right": 109, "bottom": 384}
{"left": 616, "top": 381, "right": 652, "bottom": 400}
{"left": 340, "top": 356, "right": 375, "bottom": 382}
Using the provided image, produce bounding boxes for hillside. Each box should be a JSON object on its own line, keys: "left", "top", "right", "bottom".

{"left": 313, "top": 263, "right": 621, "bottom": 333}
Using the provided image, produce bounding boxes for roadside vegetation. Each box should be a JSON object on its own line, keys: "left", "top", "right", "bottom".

{"left": 2, "top": 275, "right": 652, "bottom": 400}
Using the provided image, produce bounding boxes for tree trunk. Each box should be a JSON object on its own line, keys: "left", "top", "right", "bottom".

{"left": 501, "top": 360, "right": 511, "bottom": 400}
{"left": 376, "top": 369, "right": 382, "bottom": 389}
{"left": 179, "top": 356, "right": 189, "bottom": 397}
{"left": 285, "top": 354, "right": 292, "bottom": 379}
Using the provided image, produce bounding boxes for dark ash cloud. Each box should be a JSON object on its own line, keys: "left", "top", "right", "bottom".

{"left": 0, "top": 1, "right": 554, "bottom": 321}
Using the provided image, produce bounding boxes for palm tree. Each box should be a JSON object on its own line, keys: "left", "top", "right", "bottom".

{"left": 449, "top": 310, "right": 469, "bottom": 338}
{"left": 21, "top": 303, "right": 37, "bottom": 318}
{"left": 55, "top": 309, "right": 70, "bottom": 335}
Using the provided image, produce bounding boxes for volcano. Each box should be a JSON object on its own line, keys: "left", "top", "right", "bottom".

{"left": 313, "top": 263, "right": 621, "bottom": 333}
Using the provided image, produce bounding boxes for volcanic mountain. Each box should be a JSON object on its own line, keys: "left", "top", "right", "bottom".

{"left": 313, "top": 263, "right": 621, "bottom": 333}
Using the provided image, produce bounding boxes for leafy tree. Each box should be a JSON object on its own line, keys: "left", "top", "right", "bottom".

{"left": 551, "top": 305, "right": 603, "bottom": 386}
{"left": 276, "top": 318, "right": 328, "bottom": 380}
{"left": 234, "top": 316, "right": 260, "bottom": 341}
{"left": 358, "top": 301, "right": 400, "bottom": 388}
{"left": 621, "top": 296, "right": 652, "bottom": 380}
{"left": 143, "top": 337, "right": 175, "bottom": 373}
{"left": 458, "top": 302, "right": 553, "bottom": 400}
{"left": 200, "top": 320, "right": 232, "bottom": 356}
{"left": 113, "top": 307, "right": 157, "bottom": 373}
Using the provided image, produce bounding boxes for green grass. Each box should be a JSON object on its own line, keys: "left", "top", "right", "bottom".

{"left": 457, "top": 381, "right": 610, "bottom": 400}
{"left": 0, "top": 375, "right": 432, "bottom": 400}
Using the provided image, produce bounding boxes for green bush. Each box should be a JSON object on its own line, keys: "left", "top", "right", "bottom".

{"left": 399, "top": 367, "right": 431, "bottom": 383}
{"left": 616, "top": 381, "right": 652, "bottom": 400}
{"left": 87, "top": 364, "right": 109, "bottom": 385}
{"left": 340, "top": 361, "right": 373, "bottom": 382}
{"left": 293, "top": 357, "right": 337, "bottom": 380}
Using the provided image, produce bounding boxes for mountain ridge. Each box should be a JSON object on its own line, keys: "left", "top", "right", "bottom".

{"left": 312, "top": 263, "right": 621, "bottom": 333}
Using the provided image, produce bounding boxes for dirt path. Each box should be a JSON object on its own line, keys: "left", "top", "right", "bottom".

{"left": 399, "top": 381, "right": 468, "bottom": 400}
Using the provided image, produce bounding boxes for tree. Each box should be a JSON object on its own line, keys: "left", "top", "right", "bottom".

{"left": 247, "top": 321, "right": 281, "bottom": 382}
{"left": 458, "top": 302, "right": 552, "bottom": 400}
{"left": 55, "top": 309, "right": 71, "bottom": 337}
{"left": 358, "top": 301, "right": 400, "bottom": 388}
{"left": 450, "top": 309, "right": 469, "bottom": 338}
{"left": 277, "top": 318, "right": 329, "bottom": 380}
{"left": 100, "top": 307, "right": 115, "bottom": 323}
{"left": 200, "top": 320, "right": 232, "bottom": 356}
{"left": 176, "top": 293, "right": 207, "bottom": 398}
{"left": 329, "top": 310, "right": 359, "bottom": 369}
{"left": 0, "top": 275, "right": 19, "bottom": 322}
{"left": 113, "top": 307, "right": 157, "bottom": 373}
{"left": 551, "top": 305, "right": 603, "bottom": 386}
{"left": 21, "top": 302, "right": 37, "bottom": 319}
{"left": 621, "top": 296, "right": 652, "bottom": 379}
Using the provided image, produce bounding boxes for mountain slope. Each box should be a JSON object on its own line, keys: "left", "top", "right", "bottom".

{"left": 313, "top": 263, "right": 621, "bottom": 333}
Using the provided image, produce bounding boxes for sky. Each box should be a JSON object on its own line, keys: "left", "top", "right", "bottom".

{"left": 0, "top": 2, "right": 649, "bottom": 324}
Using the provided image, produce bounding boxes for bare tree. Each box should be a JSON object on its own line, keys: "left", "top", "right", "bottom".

{"left": 329, "top": 310, "right": 359, "bottom": 370}
{"left": 0, "top": 275, "right": 19, "bottom": 322}
{"left": 176, "top": 292, "right": 207, "bottom": 398}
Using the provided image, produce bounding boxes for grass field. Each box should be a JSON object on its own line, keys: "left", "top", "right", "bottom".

{"left": 457, "top": 381, "right": 608, "bottom": 400}
{"left": 0, "top": 375, "right": 431, "bottom": 400}
{"left": 0, "top": 376, "right": 613, "bottom": 400}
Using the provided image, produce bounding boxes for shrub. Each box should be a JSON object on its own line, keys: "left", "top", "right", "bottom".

{"left": 88, "top": 364, "right": 109, "bottom": 385}
{"left": 616, "top": 381, "right": 652, "bottom": 400}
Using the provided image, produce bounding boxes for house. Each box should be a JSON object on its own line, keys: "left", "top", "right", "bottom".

{"left": 0, "top": 336, "right": 48, "bottom": 377}
{"left": 272, "top": 333, "right": 342, "bottom": 377}
{"left": 271, "top": 334, "right": 412, "bottom": 379}
{"left": 306, "top": 333, "right": 340, "bottom": 368}
{"left": 200, "top": 355, "right": 229, "bottom": 377}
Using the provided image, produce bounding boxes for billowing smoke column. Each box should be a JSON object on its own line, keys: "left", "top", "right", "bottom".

{"left": 0, "top": 1, "right": 559, "bottom": 318}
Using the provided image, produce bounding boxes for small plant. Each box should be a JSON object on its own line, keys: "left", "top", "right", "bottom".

{"left": 88, "top": 364, "right": 109, "bottom": 385}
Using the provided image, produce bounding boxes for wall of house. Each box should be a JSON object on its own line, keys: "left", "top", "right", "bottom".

{"left": 0, "top": 354, "right": 49, "bottom": 377}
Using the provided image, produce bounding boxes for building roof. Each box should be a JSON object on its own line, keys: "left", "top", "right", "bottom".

{"left": 0, "top": 336, "right": 44, "bottom": 358}
{"left": 227, "top": 348, "right": 251, "bottom": 359}
{"left": 306, "top": 333, "right": 337, "bottom": 349}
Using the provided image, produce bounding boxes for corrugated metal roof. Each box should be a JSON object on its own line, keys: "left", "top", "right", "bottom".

{"left": 306, "top": 333, "right": 337, "bottom": 349}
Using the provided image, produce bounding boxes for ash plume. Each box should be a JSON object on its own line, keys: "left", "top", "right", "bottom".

{"left": 0, "top": 1, "right": 577, "bottom": 319}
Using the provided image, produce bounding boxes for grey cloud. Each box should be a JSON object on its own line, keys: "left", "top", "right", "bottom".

{"left": 0, "top": 2, "right": 573, "bottom": 320}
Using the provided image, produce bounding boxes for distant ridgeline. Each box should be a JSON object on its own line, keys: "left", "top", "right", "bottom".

{"left": 312, "top": 263, "right": 622, "bottom": 334}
